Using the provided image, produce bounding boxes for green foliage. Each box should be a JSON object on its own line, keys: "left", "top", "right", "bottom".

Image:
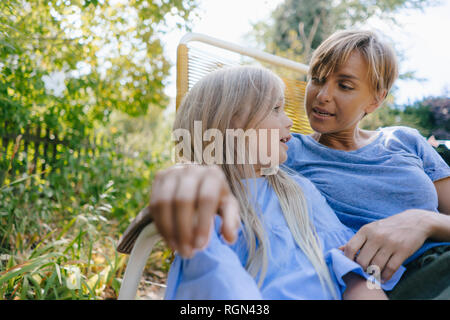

{"left": 421, "top": 97, "right": 450, "bottom": 140}
{"left": 361, "top": 97, "right": 449, "bottom": 139}
{"left": 0, "top": 109, "right": 175, "bottom": 299}
{"left": 361, "top": 101, "right": 434, "bottom": 137}
{"left": 0, "top": 0, "right": 196, "bottom": 299}
{"left": 0, "top": 0, "right": 197, "bottom": 135}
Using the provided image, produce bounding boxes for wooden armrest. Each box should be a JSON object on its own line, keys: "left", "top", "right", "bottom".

{"left": 117, "top": 206, "right": 154, "bottom": 254}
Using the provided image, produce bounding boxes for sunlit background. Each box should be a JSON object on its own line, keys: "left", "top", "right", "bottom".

{"left": 0, "top": 0, "right": 448, "bottom": 300}
{"left": 162, "top": 0, "right": 450, "bottom": 109}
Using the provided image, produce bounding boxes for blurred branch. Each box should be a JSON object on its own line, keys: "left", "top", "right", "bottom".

{"left": 298, "top": 15, "right": 320, "bottom": 60}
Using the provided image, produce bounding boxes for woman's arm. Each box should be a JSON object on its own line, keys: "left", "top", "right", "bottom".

{"left": 342, "top": 209, "right": 432, "bottom": 282}
{"left": 341, "top": 169, "right": 449, "bottom": 283}
{"left": 435, "top": 176, "right": 450, "bottom": 215}
{"left": 343, "top": 208, "right": 450, "bottom": 283}
{"left": 135, "top": 164, "right": 240, "bottom": 257}
{"left": 342, "top": 273, "right": 388, "bottom": 300}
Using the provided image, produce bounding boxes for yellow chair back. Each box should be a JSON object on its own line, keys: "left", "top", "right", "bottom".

{"left": 176, "top": 33, "right": 313, "bottom": 134}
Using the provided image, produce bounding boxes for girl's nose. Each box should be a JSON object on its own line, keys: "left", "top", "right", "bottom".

{"left": 283, "top": 112, "right": 293, "bottom": 130}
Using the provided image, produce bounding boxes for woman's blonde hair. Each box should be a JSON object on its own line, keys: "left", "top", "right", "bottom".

{"left": 174, "top": 66, "right": 337, "bottom": 298}
{"left": 309, "top": 29, "right": 398, "bottom": 99}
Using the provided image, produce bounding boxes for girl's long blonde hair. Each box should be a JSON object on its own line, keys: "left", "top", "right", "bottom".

{"left": 174, "top": 66, "right": 337, "bottom": 298}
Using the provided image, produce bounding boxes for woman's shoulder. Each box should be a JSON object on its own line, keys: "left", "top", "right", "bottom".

{"left": 378, "top": 125, "right": 422, "bottom": 139}
{"left": 378, "top": 125, "right": 428, "bottom": 149}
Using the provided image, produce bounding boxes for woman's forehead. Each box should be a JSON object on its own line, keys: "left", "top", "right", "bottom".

{"left": 334, "top": 51, "right": 369, "bottom": 79}
{"left": 312, "top": 50, "right": 369, "bottom": 80}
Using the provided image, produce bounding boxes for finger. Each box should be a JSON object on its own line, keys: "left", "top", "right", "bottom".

{"left": 194, "top": 173, "right": 225, "bottom": 249}
{"left": 219, "top": 194, "right": 240, "bottom": 244}
{"left": 149, "top": 172, "right": 178, "bottom": 251}
{"left": 173, "top": 173, "right": 203, "bottom": 257}
{"left": 381, "top": 254, "right": 404, "bottom": 282}
{"left": 344, "top": 232, "right": 367, "bottom": 261}
{"left": 369, "top": 248, "right": 393, "bottom": 275}
{"left": 355, "top": 241, "right": 381, "bottom": 271}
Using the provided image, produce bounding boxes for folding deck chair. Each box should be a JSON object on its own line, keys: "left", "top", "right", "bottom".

{"left": 116, "top": 33, "right": 312, "bottom": 299}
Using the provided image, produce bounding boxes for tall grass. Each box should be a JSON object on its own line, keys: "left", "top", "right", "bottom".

{"left": 0, "top": 109, "right": 175, "bottom": 299}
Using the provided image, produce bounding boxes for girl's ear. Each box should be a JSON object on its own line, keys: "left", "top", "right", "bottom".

{"left": 365, "top": 89, "right": 387, "bottom": 115}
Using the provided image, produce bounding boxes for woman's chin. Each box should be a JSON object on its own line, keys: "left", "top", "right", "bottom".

{"left": 308, "top": 120, "right": 335, "bottom": 134}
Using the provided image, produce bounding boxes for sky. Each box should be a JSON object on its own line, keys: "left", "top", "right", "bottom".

{"left": 161, "top": 0, "right": 450, "bottom": 110}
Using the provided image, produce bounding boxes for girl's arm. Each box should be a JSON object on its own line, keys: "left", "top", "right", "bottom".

{"left": 342, "top": 273, "right": 388, "bottom": 300}
{"left": 165, "top": 217, "right": 262, "bottom": 300}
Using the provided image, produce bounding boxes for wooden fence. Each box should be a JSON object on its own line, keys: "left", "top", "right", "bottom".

{"left": 0, "top": 122, "right": 101, "bottom": 186}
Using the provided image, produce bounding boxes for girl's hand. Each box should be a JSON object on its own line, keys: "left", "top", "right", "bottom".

{"left": 342, "top": 209, "right": 433, "bottom": 282}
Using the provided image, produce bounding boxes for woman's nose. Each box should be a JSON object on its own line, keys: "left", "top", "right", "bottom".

{"left": 316, "top": 82, "right": 332, "bottom": 103}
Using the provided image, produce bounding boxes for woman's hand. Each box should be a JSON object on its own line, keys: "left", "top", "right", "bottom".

{"left": 342, "top": 209, "right": 433, "bottom": 282}
{"left": 148, "top": 164, "right": 241, "bottom": 257}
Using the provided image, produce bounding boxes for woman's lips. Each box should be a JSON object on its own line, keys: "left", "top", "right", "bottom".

{"left": 312, "top": 107, "right": 335, "bottom": 118}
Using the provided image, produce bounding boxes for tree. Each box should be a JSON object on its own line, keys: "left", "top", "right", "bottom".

{"left": 0, "top": 0, "right": 198, "bottom": 143}
{"left": 425, "top": 97, "right": 450, "bottom": 140}
{"left": 361, "top": 96, "right": 449, "bottom": 138}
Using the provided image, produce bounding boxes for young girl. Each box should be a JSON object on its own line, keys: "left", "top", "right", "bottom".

{"left": 164, "top": 66, "right": 403, "bottom": 300}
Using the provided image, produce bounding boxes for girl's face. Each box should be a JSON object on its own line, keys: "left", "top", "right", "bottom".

{"left": 305, "top": 50, "right": 382, "bottom": 135}
{"left": 253, "top": 97, "right": 293, "bottom": 172}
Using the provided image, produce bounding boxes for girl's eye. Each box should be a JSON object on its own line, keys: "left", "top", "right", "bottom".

{"left": 273, "top": 106, "right": 281, "bottom": 112}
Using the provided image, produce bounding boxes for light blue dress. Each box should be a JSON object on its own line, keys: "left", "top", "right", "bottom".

{"left": 284, "top": 126, "right": 450, "bottom": 264}
{"left": 164, "top": 174, "right": 404, "bottom": 300}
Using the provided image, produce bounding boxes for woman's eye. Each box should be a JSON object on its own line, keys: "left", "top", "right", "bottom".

{"left": 339, "top": 83, "right": 353, "bottom": 90}
{"left": 311, "top": 77, "right": 321, "bottom": 84}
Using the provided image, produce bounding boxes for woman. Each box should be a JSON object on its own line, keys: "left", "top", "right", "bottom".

{"left": 282, "top": 30, "right": 450, "bottom": 299}
{"left": 117, "top": 30, "right": 450, "bottom": 299}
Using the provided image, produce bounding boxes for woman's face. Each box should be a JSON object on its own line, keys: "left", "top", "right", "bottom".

{"left": 305, "top": 50, "right": 381, "bottom": 134}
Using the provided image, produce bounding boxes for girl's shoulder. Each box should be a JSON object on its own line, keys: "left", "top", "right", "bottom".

{"left": 282, "top": 170, "right": 324, "bottom": 201}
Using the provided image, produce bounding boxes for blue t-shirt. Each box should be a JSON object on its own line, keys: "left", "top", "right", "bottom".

{"left": 164, "top": 174, "right": 404, "bottom": 300}
{"left": 284, "top": 126, "right": 450, "bottom": 263}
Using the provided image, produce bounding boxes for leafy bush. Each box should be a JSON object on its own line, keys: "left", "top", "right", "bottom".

{"left": 0, "top": 0, "right": 196, "bottom": 299}
{"left": 0, "top": 109, "right": 175, "bottom": 300}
